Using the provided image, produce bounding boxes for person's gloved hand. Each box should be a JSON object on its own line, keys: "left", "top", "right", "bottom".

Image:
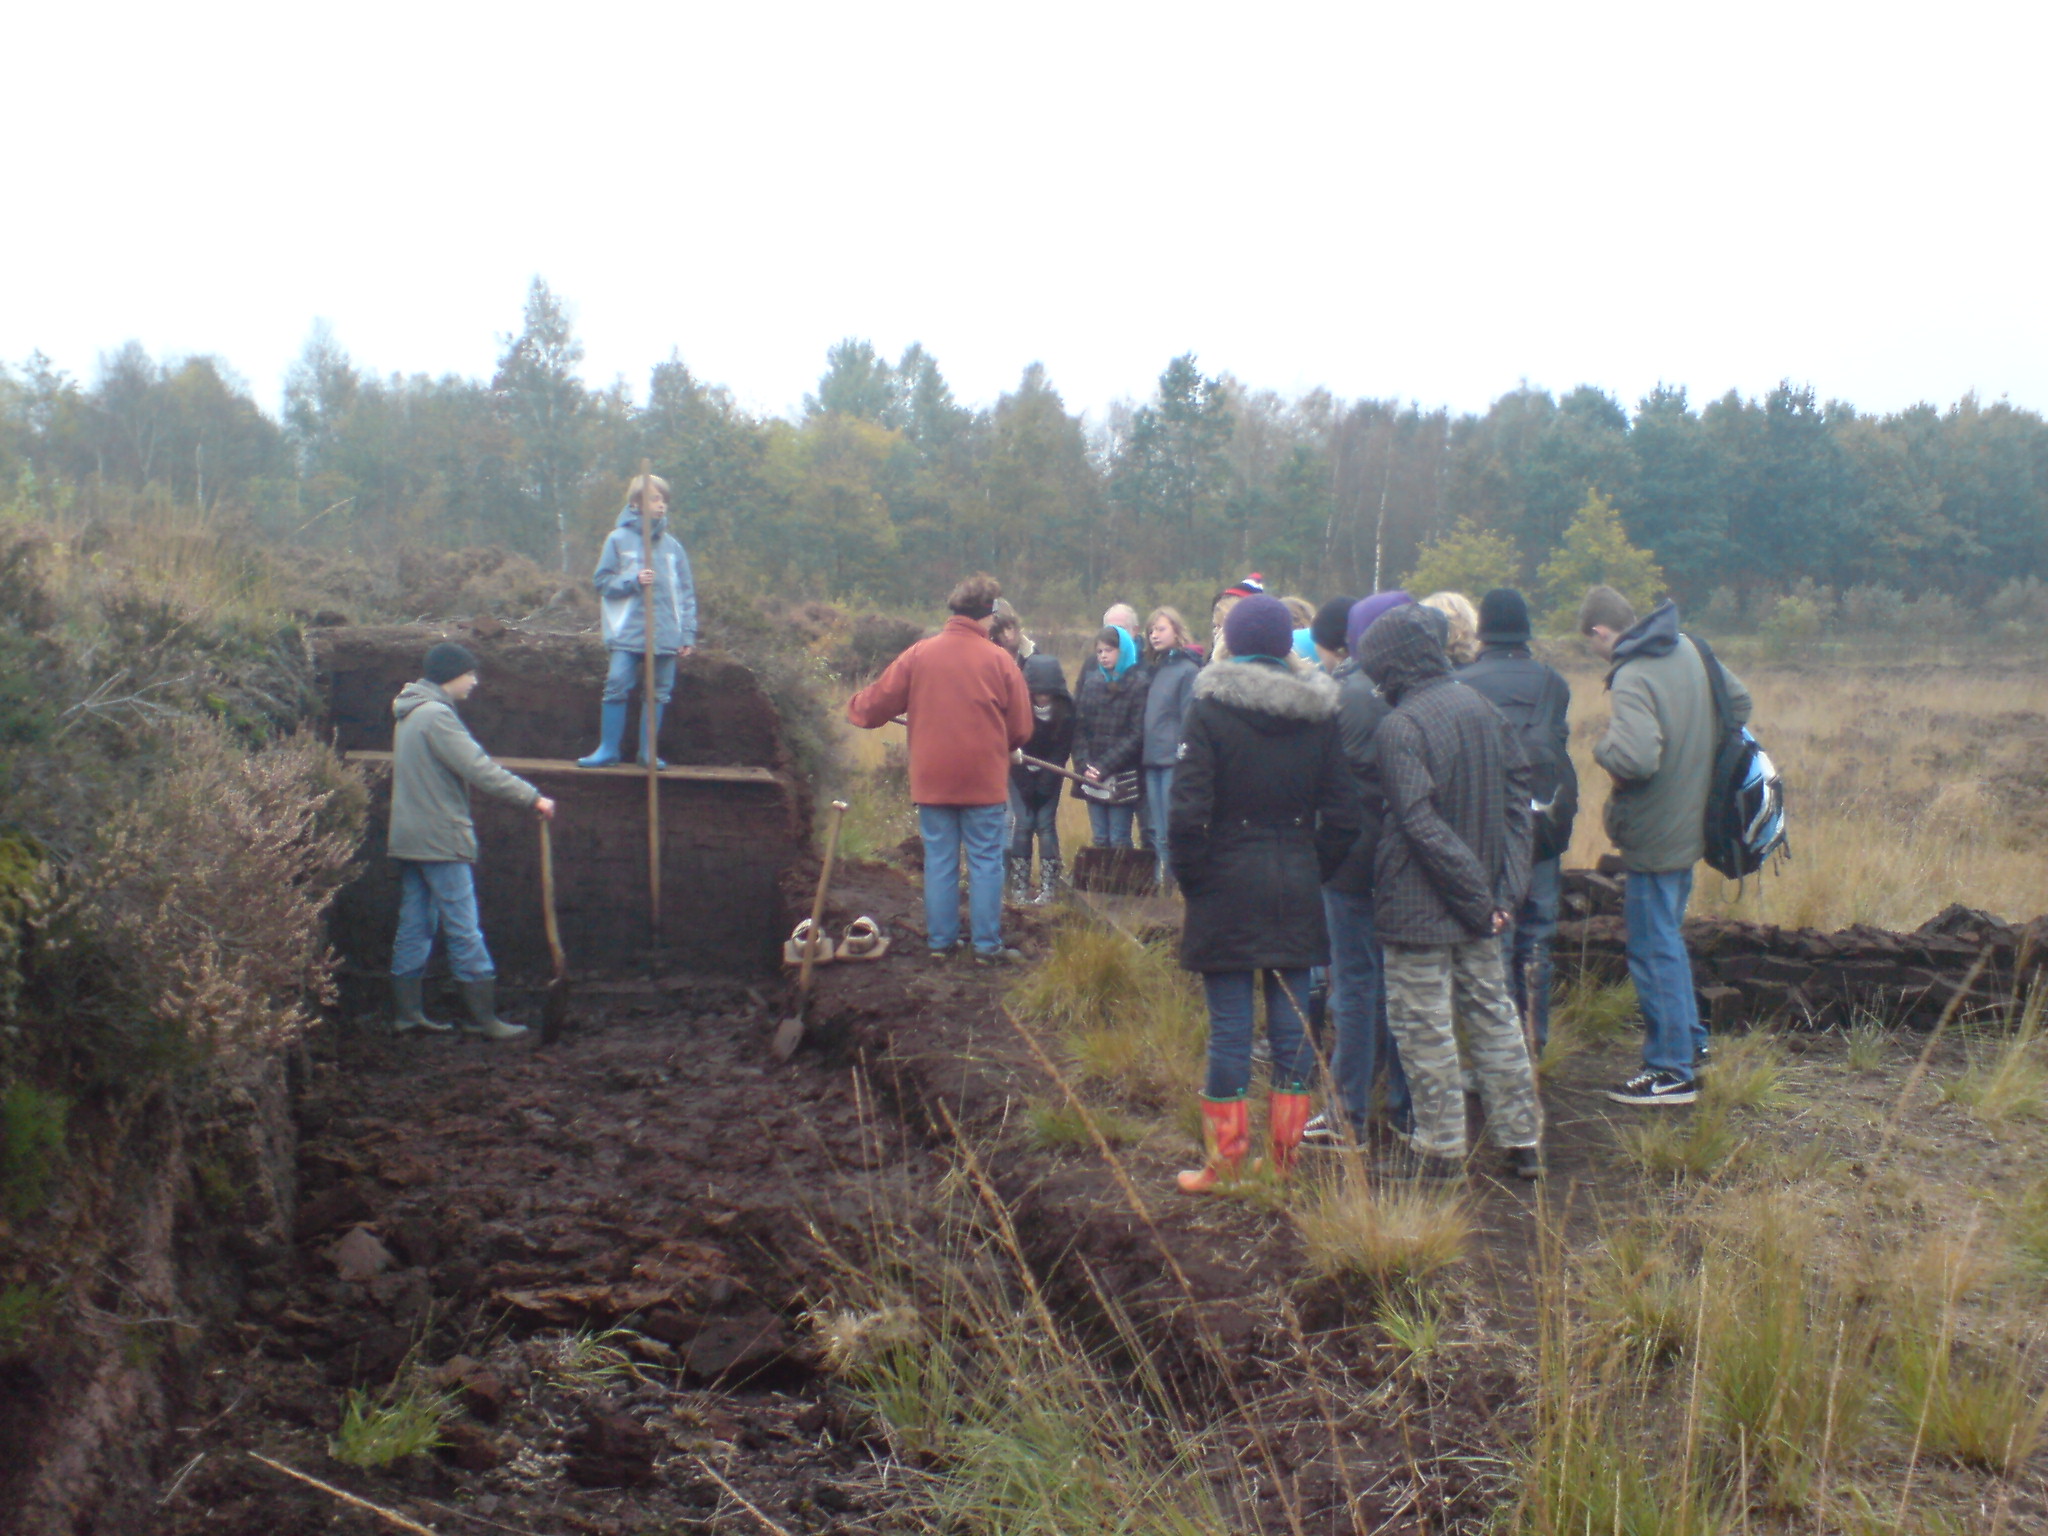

{"left": 1011, "top": 748, "right": 1024, "bottom": 764}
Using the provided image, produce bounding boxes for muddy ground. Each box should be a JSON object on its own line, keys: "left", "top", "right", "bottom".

{"left": 147, "top": 859, "right": 1716, "bottom": 1535}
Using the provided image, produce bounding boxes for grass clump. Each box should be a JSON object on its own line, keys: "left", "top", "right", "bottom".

{"left": 1011, "top": 918, "right": 1205, "bottom": 1110}
{"left": 1294, "top": 1175, "right": 1469, "bottom": 1285}
{"left": 1375, "top": 1289, "right": 1447, "bottom": 1368}
{"left": 1620, "top": 1103, "right": 1745, "bottom": 1181}
{"left": 1698, "top": 1032, "right": 1790, "bottom": 1112}
{"left": 542, "top": 1327, "right": 640, "bottom": 1391}
{"left": 1581, "top": 1225, "right": 1696, "bottom": 1365}
{"left": 1886, "top": 1321, "right": 2048, "bottom": 1474}
{"left": 1939, "top": 990, "right": 2048, "bottom": 1129}
{"left": 1550, "top": 976, "right": 1638, "bottom": 1043}
{"left": 0, "top": 1082, "right": 70, "bottom": 1218}
{"left": 1026, "top": 1099, "right": 1148, "bottom": 1150}
{"left": 1844, "top": 1017, "right": 1888, "bottom": 1073}
{"left": 329, "top": 1383, "right": 452, "bottom": 1468}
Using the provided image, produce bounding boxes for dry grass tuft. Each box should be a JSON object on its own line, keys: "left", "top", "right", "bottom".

{"left": 1294, "top": 1175, "right": 1470, "bottom": 1284}
{"left": 1619, "top": 1102, "right": 1746, "bottom": 1181}
{"left": 1887, "top": 1322, "right": 2048, "bottom": 1474}
{"left": 1010, "top": 918, "right": 1206, "bottom": 1110}
{"left": 1940, "top": 988, "right": 2048, "bottom": 1129}
{"left": 1699, "top": 1032, "right": 1791, "bottom": 1112}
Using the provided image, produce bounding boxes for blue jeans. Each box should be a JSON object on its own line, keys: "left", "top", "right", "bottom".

{"left": 601, "top": 648, "right": 677, "bottom": 704}
{"left": 1322, "top": 888, "right": 1411, "bottom": 1131}
{"left": 1503, "top": 857, "right": 1562, "bottom": 1050}
{"left": 1625, "top": 867, "right": 1703, "bottom": 1077}
{"left": 919, "top": 803, "right": 1008, "bottom": 954}
{"left": 1203, "top": 969, "right": 1316, "bottom": 1098}
{"left": 391, "top": 860, "right": 494, "bottom": 981}
{"left": 1142, "top": 767, "right": 1174, "bottom": 872}
{"left": 1009, "top": 790, "right": 1060, "bottom": 863}
{"left": 1087, "top": 801, "right": 1136, "bottom": 848}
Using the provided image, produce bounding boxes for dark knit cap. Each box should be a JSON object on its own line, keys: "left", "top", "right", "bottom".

{"left": 1311, "top": 596, "right": 1359, "bottom": 653}
{"left": 1346, "top": 590, "right": 1414, "bottom": 657}
{"left": 1223, "top": 594, "right": 1294, "bottom": 661}
{"left": 423, "top": 642, "right": 479, "bottom": 685}
{"left": 1477, "top": 588, "right": 1532, "bottom": 644}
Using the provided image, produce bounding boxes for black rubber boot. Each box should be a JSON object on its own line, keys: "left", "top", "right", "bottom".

{"left": 391, "top": 976, "right": 453, "bottom": 1034}
{"left": 458, "top": 979, "right": 528, "bottom": 1041}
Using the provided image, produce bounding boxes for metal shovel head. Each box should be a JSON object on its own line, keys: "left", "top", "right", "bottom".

{"left": 540, "top": 974, "right": 572, "bottom": 1042}
{"left": 771, "top": 1014, "right": 805, "bottom": 1062}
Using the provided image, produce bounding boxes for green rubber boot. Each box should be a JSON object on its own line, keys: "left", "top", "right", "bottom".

{"left": 391, "top": 976, "right": 453, "bottom": 1034}
{"left": 458, "top": 979, "right": 528, "bottom": 1042}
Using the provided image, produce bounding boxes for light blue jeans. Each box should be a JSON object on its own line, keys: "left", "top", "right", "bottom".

{"left": 601, "top": 648, "right": 677, "bottom": 704}
{"left": 1087, "top": 801, "right": 1136, "bottom": 848}
{"left": 1142, "top": 766, "right": 1174, "bottom": 873}
{"left": 1625, "top": 867, "right": 1704, "bottom": 1077}
{"left": 919, "top": 803, "right": 1009, "bottom": 954}
{"left": 1203, "top": 969, "right": 1316, "bottom": 1098}
{"left": 391, "top": 860, "right": 494, "bottom": 981}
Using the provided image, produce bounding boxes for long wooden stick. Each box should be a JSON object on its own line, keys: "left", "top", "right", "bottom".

{"left": 1019, "top": 751, "right": 1091, "bottom": 786}
{"left": 245, "top": 1453, "right": 439, "bottom": 1534}
{"left": 639, "top": 458, "right": 661, "bottom": 943}
{"left": 796, "top": 801, "right": 850, "bottom": 1006}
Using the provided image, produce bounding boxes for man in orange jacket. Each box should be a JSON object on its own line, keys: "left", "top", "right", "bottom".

{"left": 848, "top": 573, "right": 1035, "bottom": 962}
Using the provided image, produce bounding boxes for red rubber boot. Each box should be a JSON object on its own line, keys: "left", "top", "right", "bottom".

{"left": 1177, "top": 1098, "right": 1251, "bottom": 1194}
{"left": 1268, "top": 1091, "right": 1314, "bottom": 1177}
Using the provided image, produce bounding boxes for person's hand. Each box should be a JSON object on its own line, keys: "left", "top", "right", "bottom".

{"left": 1083, "top": 765, "right": 1103, "bottom": 782}
{"left": 678, "top": 645, "right": 694, "bottom": 658}
{"left": 637, "top": 568, "right": 656, "bottom": 586}
{"left": 1011, "top": 748, "right": 1025, "bottom": 764}
{"left": 1490, "top": 909, "right": 1510, "bottom": 934}
{"left": 535, "top": 796, "right": 557, "bottom": 821}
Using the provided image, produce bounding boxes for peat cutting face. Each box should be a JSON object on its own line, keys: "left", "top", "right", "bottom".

{"left": 314, "top": 624, "right": 809, "bottom": 979}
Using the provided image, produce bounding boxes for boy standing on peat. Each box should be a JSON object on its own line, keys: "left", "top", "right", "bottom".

{"left": 1579, "top": 585, "right": 1751, "bottom": 1106}
{"left": 577, "top": 473, "right": 696, "bottom": 768}
{"left": 389, "top": 642, "right": 556, "bottom": 1040}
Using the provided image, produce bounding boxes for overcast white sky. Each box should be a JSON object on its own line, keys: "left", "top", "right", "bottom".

{"left": 8, "top": 0, "right": 2043, "bottom": 424}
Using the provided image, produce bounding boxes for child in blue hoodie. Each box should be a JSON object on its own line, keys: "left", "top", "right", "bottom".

{"left": 577, "top": 474, "right": 697, "bottom": 768}
{"left": 1070, "top": 625, "right": 1150, "bottom": 847}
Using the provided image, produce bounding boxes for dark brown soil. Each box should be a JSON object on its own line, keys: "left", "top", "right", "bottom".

{"left": 148, "top": 861, "right": 1584, "bottom": 1535}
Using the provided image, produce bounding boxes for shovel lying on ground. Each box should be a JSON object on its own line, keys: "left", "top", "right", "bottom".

{"left": 539, "top": 818, "right": 572, "bottom": 1043}
{"left": 773, "top": 799, "right": 850, "bottom": 1062}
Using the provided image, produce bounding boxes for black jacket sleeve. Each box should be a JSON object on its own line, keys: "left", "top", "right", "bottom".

{"left": 1312, "top": 722, "right": 1363, "bottom": 883}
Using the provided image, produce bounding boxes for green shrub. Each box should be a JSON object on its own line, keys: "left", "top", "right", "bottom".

{"left": 0, "top": 1082, "right": 70, "bottom": 1218}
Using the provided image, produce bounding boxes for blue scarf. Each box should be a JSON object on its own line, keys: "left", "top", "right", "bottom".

{"left": 1097, "top": 627, "right": 1139, "bottom": 682}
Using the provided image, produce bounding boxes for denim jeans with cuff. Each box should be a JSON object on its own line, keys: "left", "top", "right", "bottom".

{"left": 391, "top": 860, "right": 495, "bottom": 981}
{"left": 1624, "top": 866, "right": 1704, "bottom": 1077}
{"left": 1202, "top": 968, "right": 1316, "bottom": 1099}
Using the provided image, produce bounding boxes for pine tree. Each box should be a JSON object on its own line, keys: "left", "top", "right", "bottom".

{"left": 1536, "top": 489, "right": 1665, "bottom": 626}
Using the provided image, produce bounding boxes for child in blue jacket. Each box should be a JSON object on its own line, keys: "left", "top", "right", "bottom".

{"left": 578, "top": 474, "right": 697, "bottom": 767}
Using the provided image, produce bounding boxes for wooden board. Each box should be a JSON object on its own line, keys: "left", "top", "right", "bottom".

{"left": 343, "top": 750, "right": 780, "bottom": 785}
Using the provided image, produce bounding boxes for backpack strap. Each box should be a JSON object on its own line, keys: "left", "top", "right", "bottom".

{"left": 1686, "top": 632, "right": 1736, "bottom": 737}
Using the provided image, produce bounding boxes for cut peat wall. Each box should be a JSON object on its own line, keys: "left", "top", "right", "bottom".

{"left": 315, "top": 625, "right": 810, "bottom": 977}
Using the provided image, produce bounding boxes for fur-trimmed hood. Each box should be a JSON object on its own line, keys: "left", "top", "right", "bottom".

{"left": 1191, "top": 654, "right": 1339, "bottom": 732}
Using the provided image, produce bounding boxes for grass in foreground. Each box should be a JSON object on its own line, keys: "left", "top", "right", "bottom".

{"left": 328, "top": 1383, "right": 451, "bottom": 1468}
{"left": 1293, "top": 1173, "right": 1470, "bottom": 1285}
{"left": 1026, "top": 1099, "right": 1149, "bottom": 1149}
{"left": 1011, "top": 918, "right": 1206, "bottom": 1110}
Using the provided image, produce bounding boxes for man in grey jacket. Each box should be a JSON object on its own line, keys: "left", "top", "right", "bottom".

{"left": 390, "top": 642, "right": 556, "bottom": 1039}
{"left": 1579, "top": 587, "right": 1751, "bottom": 1105}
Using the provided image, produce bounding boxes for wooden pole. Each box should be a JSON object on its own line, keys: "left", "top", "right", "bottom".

{"left": 640, "top": 458, "right": 661, "bottom": 944}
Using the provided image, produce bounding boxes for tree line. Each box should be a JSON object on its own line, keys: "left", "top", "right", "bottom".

{"left": 3, "top": 278, "right": 2045, "bottom": 619}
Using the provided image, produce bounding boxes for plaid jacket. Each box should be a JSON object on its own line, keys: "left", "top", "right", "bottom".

{"left": 1358, "top": 606, "right": 1532, "bottom": 945}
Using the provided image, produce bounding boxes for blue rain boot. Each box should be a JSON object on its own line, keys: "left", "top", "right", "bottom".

{"left": 637, "top": 704, "right": 667, "bottom": 769}
{"left": 577, "top": 701, "right": 628, "bottom": 767}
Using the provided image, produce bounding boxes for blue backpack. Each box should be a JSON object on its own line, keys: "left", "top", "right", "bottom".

{"left": 1689, "top": 634, "right": 1788, "bottom": 880}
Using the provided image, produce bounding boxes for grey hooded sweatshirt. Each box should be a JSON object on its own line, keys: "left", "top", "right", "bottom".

{"left": 1594, "top": 600, "right": 1751, "bottom": 874}
{"left": 593, "top": 506, "right": 697, "bottom": 653}
{"left": 389, "top": 681, "right": 540, "bottom": 863}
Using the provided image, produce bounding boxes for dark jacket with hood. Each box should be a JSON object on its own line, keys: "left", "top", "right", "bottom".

{"left": 1594, "top": 600, "right": 1751, "bottom": 872}
{"left": 1169, "top": 656, "right": 1360, "bottom": 972}
{"left": 1141, "top": 646, "right": 1200, "bottom": 768}
{"left": 1070, "top": 628, "right": 1151, "bottom": 796}
{"left": 1359, "top": 605, "right": 1533, "bottom": 946}
{"left": 593, "top": 505, "right": 696, "bottom": 653}
{"left": 1322, "top": 658, "right": 1395, "bottom": 895}
{"left": 1458, "top": 642, "right": 1578, "bottom": 863}
{"left": 1012, "top": 652, "right": 1076, "bottom": 807}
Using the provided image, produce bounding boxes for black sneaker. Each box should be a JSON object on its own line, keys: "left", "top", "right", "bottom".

{"left": 1300, "top": 1113, "right": 1360, "bottom": 1151}
{"left": 1506, "top": 1145, "right": 1543, "bottom": 1181}
{"left": 1695, "top": 1039, "right": 1713, "bottom": 1070}
{"left": 1606, "top": 1068, "right": 1698, "bottom": 1106}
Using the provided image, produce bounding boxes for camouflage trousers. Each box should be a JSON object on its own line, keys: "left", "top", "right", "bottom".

{"left": 1383, "top": 939, "right": 1541, "bottom": 1157}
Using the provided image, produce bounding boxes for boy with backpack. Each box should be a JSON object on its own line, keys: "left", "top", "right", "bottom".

{"left": 1579, "top": 586, "right": 1752, "bottom": 1106}
{"left": 1460, "top": 589, "right": 1578, "bottom": 1053}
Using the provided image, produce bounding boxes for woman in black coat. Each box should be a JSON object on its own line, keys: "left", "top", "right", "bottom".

{"left": 1167, "top": 597, "right": 1359, "bottom": 1192}
{"left": 1070, "top": 626, "right": 1150, "bottom": 847}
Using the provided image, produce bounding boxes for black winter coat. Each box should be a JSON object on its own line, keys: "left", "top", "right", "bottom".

{"left": 1169, "top": 657, "right": 1361, "bottom": 972}
{"left": 1458, "top": 644, "right": 1577, "bottom": 861}
{"left": 1323, "top": 659, "right": 1393, "bottom": 894}
{"left": 1070, "top": 660, "right": 1150, "bottom": 797}
{"left": 1012, "top": 653, "right": 1076, "bottom": 807}
{"left": 1359, "top": 606, "right": 1533, "bottom": 946}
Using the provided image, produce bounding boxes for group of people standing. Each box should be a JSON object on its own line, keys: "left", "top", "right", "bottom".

{"left": 852, "top": 569, "right": 1750, "bottom": 1190}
